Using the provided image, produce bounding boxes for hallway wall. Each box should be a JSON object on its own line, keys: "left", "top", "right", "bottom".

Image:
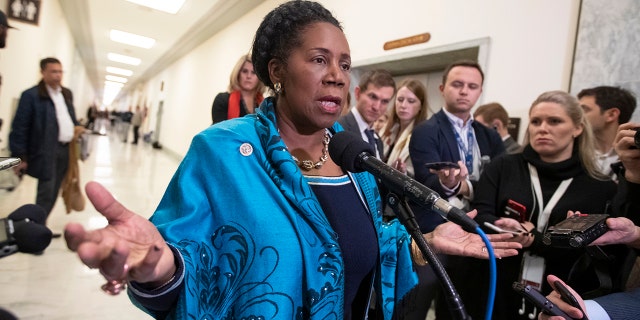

{"left": 0, "top": 0, "right": 93, "bottom": 150}
{"left": 131, "top": 0, "right": 580, "bottom": 157}
{"left": 0, "top": 0, "right": 582, "bottom": 157}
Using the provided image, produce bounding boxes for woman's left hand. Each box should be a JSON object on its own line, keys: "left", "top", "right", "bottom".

{"left": 426, "top": 210, "right": 522, "bottom": 259}
{"left": 494, "top": 217, "right": 535, "bottom": 247}
{"left": 393, "top": 158, "right": 407, "bottom": 174}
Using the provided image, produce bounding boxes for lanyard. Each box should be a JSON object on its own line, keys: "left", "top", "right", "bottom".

{"left": 528, "top": 164, "right": 573, "bottom": 232}
{"left": 454, "top": 128, "right": 474, "bottom": 174}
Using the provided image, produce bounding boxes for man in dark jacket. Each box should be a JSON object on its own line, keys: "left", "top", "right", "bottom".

{"left": 9, "top": 57, "right": 79, "bottom": 219}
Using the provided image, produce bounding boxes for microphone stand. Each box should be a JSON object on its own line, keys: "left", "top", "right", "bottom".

{"left": 386, "top": 192, "right": 471, "bottom": 320}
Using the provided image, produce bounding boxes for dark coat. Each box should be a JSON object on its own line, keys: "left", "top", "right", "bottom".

{"left": 409, "top": 109, "right": 505, "bottom": 197}
{"left": 337, "top": 111, "right": 384, "bottom": 160}
{"left": 9, "top": 80, "right": 78, "bottom": 180}
{"left": 408, "top": 109, "right": 505, "bottom": 232}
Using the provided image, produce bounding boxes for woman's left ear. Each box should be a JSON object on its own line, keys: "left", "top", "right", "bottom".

{"left": 268, "top": 58, "right": 283, "bottom": 87}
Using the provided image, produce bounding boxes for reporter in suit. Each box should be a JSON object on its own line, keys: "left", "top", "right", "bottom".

{"left": 409, "top": 60, "right": 504, "bottom": 232}
{"left": 338, "top": 69, "right": 395, "bottom": 160}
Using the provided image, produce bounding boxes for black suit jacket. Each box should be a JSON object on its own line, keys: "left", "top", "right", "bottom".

{"left": 408, "top": 110, "right": 505, "bottom": 232}
{"left": 409, "top": 109, "right": 505, "bottom": 196}
{"left": 337, "top": 112, "right": 384, "bottom": 160}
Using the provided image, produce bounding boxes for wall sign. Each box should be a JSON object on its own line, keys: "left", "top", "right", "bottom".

{"left": 383, "top": 33, "right": 431, "bottom": 51}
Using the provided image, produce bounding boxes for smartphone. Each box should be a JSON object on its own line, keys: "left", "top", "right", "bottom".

{"left": 424, "top": 161, "right": 460, "bottom": 170}
{"left": 512, "top": 282, "right": 574, "bottom": 319}
{"left": 0, "top": 157, "right": 21, "bottom": 171}
{"left": 554, "top": 280, "right": 588, "bottom": 320}
{"left": 505, "top": 199, "right": 527, "bottom": 222}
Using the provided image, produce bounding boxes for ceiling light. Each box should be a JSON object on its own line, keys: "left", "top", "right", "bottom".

{"left": 110, "top": 30, "right": 155, "bottom": 49}
{"left": 106, "top": 66, "right": 133, "bottom": 77}
{"left": 107, "top": 53, "right": 141, "bottom": 66}
{"left": 106, "top": 75, "right": 128, "bottom": 83}
{"left": 126, "top": 0, "right": 185, "bottom": 14}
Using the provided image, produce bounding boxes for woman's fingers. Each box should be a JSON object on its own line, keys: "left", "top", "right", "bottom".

{"left": 64, "top": 222, "right": 89, "bottom": 251}
{"left": 85, "top": 181, "right": 134, "bottom": 223}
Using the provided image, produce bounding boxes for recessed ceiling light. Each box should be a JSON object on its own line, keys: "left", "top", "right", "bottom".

{"left": 106, "top": 75, "right": 128, "bottom": 83}
{"left": 126, "top": 0, "right": 185, "bottom": 14}
{"left": 106, "top": 66, "right": 133, "bottom": 77}
{"left": 110, "top": 30, "right": 155, "bottom": 49}
{"left": 107, "top": 53, "right": 141, "bottom": 66}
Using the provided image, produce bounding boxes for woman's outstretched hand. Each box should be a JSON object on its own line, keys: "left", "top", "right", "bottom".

{"left": 64, "top": 181, "right": 176, "bottom": 287}
{"left": 426, "top": 210, "right": 522, "bottom": 259}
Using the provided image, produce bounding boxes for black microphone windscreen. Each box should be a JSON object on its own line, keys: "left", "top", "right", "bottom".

{"left": 328, "top": 131, "right": 373, "bottom": 172}
{"left": 12, "top": 223, "right": 52, "bottom": 253}
{"left": 8, "top": 204, "right": 47, "bottom": 225}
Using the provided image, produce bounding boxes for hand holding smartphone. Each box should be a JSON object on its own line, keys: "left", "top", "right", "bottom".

{"left": 512, "top": 282, "right": 574, "bottom": 319}
{"left": 554, "top": 280, "right": 588, "bottom": 320}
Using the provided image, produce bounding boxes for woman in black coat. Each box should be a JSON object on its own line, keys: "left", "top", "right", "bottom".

{"left": 439, "top": 91, "right": 618, "bottom": 320}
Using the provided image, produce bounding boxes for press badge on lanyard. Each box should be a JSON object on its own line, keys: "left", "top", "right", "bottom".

{"left": 518, "top": 164, "right": 573, "bottom": 315}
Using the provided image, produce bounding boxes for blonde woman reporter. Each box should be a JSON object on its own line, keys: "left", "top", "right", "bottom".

{"left": 380, "top": 79, "right": 429, "bottom": 177}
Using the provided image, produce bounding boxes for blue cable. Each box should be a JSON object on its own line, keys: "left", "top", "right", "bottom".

{"left": 475, "top": 226, "right": 497, "bottom": 320}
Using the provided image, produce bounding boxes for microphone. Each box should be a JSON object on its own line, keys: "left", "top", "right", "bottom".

{"left": 328, "top": 131, "right": 479, "bottom": 232}
{"left": 1, "top": 204, "right": 52, "bottom": 257}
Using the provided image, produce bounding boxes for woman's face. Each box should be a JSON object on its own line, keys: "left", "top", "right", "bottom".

{"left": 528, "top": 102, "right": 583, "bottom": 162}
{"left": 238, "top": 61, "right": 259, "bottom": 92}
{"left": 276, "top": 22, "right": 351, "bottom": 132}
{"left": 395, "top": 86, "right": 421, "bottom": 124}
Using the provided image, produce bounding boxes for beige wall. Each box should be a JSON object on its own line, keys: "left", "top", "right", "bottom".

{"left": 0, "top": 0, "right": 581, "bottom": 157}
{"left": 0, "top": 0, "right": 93, "bottom": 149}
{"left": 131, "top": 0, "right": 580, "bottom": 156}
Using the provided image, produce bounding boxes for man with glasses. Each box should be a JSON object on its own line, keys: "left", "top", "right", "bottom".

{"left": 338, "top": 69, "right": 396, "bottom": 160}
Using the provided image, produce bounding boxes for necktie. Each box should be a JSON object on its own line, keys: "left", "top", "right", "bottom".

{"left": 365, "top": 129, "right": 377, "bottom": 154}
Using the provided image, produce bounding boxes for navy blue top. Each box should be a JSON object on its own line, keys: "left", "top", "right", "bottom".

{"left": 307, "top": 174, "right": 379, "bottom": 319}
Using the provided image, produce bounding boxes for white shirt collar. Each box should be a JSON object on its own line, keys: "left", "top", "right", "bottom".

{"left": 442, "top": 108, "right": 473, "bottom": 130}
{"left": 351, "top": 108, "right": 373, "bottom": 133}
{"left": 46, "top": 84, "right": 61, "bottom": 95}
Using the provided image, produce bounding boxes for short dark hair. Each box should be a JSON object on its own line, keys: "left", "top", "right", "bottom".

{"left": 40, "top": 57, "right": 61, "bottom": 71}
{"left": 251, "top": 0, "right": 341, "bottom": 90}
{"left": 358, "top": 69, "right": 396, "bottom": 95}
{"left": 473, "top": 102, "right": 509, "bottom": 127}
{"left": 441, "top": 59, "right": 484, "bottom": 85}
{"left": 577, "top": 86, "right": 637, "bottom": 124}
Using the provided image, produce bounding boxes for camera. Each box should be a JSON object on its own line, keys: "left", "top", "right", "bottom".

{"left": 543, "top": 214, "right": 608, "bottom": 248}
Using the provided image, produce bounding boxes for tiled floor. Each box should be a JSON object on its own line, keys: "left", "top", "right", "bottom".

{"left": 0, "top": 132, "right": 179, "bottom": 319}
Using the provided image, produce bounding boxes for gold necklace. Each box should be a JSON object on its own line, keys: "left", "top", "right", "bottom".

{"left": 290, "top": 130, "right": 330, "bottom": 171}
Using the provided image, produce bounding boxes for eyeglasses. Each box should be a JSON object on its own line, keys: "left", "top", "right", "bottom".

{"left": 366, "top": 92, "right": 391, "bottom": 106}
